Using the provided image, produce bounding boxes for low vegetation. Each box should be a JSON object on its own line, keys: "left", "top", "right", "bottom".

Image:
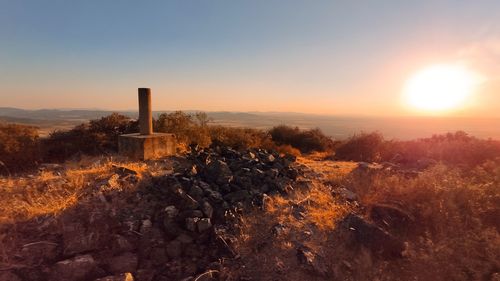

{"left": 0, "top": 123, "right": 40, "bottom": 174}
{"left": 1, "top": 112, "right": 500, "bottom": 175}
{"left": 42, "top": 113, "right": 138, "bottom": 162}
{"left": 0, "top": 113, "right": 499, "bottom": 280}
{"left": 334, "top": 131, "right": 500, "bottom": 168}
{"left": 269, "top": 125, "right": 335, "bottom": 153}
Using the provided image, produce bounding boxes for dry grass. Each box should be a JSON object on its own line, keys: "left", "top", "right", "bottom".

{"left": 233, "top": 157, "right": 500, "bottom": 280}
{"left": 233, "top": 158, "right": 356, "bottom": 280}
{"left": 0, "top": 156, "right": 159, "bottom": 225}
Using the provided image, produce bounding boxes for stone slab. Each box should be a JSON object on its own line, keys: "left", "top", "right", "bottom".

{"left": 119, "top": 133, "right": 176, "bottom": 160}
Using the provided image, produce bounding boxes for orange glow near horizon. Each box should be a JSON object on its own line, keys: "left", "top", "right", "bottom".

{"left": 403, "top": 64, "right": 485, "bottom": 113}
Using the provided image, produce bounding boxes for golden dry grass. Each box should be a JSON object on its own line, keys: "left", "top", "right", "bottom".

{"left": 233, "top": 158, "right": 357, "bottom": 280}
{"left": 0, "top": 156, "right": 162, "bottom": 224}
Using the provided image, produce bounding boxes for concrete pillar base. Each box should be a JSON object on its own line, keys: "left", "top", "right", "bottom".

{"left": 119, "top": 133, "right": 176, "bottom": 160}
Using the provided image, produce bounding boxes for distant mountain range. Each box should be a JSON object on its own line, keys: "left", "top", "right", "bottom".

{"left": 1, "top": 107, "right": 499, "bottom": 140}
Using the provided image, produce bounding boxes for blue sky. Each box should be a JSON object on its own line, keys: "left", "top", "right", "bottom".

{"left": 1, "top": 0, "right": 499, "bottom": 116}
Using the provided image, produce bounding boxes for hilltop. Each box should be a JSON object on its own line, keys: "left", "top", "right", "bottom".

{"left": 0, "top": 112, "right": 499, "bottom": 280}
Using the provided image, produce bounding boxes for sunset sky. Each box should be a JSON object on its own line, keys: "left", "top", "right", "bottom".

{"left": 1, "top": 0, "right": 499, "bottom": 116}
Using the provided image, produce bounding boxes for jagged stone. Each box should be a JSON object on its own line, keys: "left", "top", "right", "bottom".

{"left": 185, "top": 217, "right": 199, "bottom": 232}
{"left": 224, "top": 190, "right": 251, "bottom": 203}
{"left": 107, "top": 252, "right": 138, "bottom": 274}
{"left": 166, "top": 240, "right": 183, "bottom": 258}
{"left": 188, "top": 185, "right": 204, "bottom": 201}
{"left": 197, "top": 218, "right": 212, "bottom": 232}
{"left": 201, "top": 201, "right": 214, "bottom": 218}
{"left": 297, "top": 246, "right": 328, "bottom": 276}
{"left": 0, "top": 271, "right": 22, "bottom": 281}
{"left": 164, "top": 205, "right": 179, "bottom": 219}
{"left": 49, "top": 254, "right": 100, "bottom": 281}
{"left": 342, "top": 214, "right": 405, "bottom": 259}
{"left": 20, "top": 241, "right": 60, "bottom": 264}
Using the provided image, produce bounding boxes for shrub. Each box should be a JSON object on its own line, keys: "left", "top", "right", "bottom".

{"left": 269, "top": 125, "right": 333, "bottom": 153}
{"left": 334, "top": 162, "right": 500, "bottom": 280}
{"left": 209, "top": 126, "right": 269, "bottom": 150}
{"left": 42, "top": 113, "right": 137, "bottom": 162}
{"left": 334, "top": 131, "right": 500, "bottom": 168}
{"left": 155, "top": 111, "right": 211, "bottom": 149}
{"left": 0, "top": 123, "right": 40, "bottom": 174}
{"left": 334, "top": 132, "right": 384, "bottom": 162}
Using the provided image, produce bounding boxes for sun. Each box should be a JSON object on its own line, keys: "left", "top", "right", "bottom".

{"left": 403, "top": 64, "right": 483, "bottom": 112}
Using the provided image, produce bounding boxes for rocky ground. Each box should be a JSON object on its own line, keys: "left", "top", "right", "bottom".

{"left": 0, "top": 147, "right": 495, "bottom": 281}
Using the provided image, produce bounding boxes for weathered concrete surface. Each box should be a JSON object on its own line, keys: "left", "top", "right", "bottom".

{"left": 119, "top": 133, "right": 176, "bottom": 160}
{"left": 138, "top": 88, "right": 153, "bottom": 135}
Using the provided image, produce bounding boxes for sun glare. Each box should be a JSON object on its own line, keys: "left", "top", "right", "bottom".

{"left": 403, "top": 64, "right": 483, "bottom": 112}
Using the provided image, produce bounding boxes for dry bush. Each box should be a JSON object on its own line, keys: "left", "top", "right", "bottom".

{"left": 0, "top": 123, "right": 40, "bottom": 174}
{"left": 385, "top": 131, "right": 500, "bottom": 168}
{"left": 334, "top": 131, "right": 385, "bottom": 162}
{"left": 155, "top": 111, "right": 211, "bottom": 149}
{"left": 42, "top": 113, "right": 138, "bottom": 162}
{"left": 269, "top": 125, "right": 334, "bottom": 153}
{"left": 0, "top": 156, "right": 149, "bottom": 224}
{"left": 155, "top": 111, "right": 278, "bottom": 151}
{"left": 334, "top": 162, "right": 500, "bottom": 279}
{"left": 209, "top": 125, "right": 270, "bottom": 150}
{"left": 334, "top": 131, "right": 500, "bottom": 169}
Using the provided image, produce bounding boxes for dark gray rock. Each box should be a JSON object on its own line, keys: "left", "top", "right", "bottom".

{"left": 296, "top": 246, "right": 328, "bottom": 276}
{"left": 0, "top": 271, "right": 22, "bottom": 281}
{"left": 20, "top": 241, "right": 60, "bottom": 264}
{"left": 369, "top": 203, "right": 414, "bottom": 231}
{"left": 205, "top": 160, "right": 233, "bottom": 184}
{"left": 163, "top": 219, "right": 182, "bottom": 237}
{"left": 197, "top": 218, "right": 212, "bottom": 232}
{"left": 342, "top": 214, "right": 405, "bottom": 259}
{"left": 166, "top": 240, "right": 182, "bottom": 258}
{"left": 188, "top": 185, "right": 204, "bottom": 201}
{"left": 107, "top": 252, "right": 138, "bottom": 274}
{"left": 201, "top": 201, "right": 214, "bottom": 218}
{"left": 49, "top": 254, "right": 99, "bottom": 281}
{"left": 164, "top": 205, "right": 179, "bottom": 219}
{"left": 176, "top": 233, "right": 194, "bottom": 244}
{"left": 224, "top": 190, "right": 251, "bottom": 203}
{"left": 185, "top": 218, "right": 199, "bottom": 232}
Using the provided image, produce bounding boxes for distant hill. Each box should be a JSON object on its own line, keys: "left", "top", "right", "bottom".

{"left": 1, "top": 107, "right": 499, "bottom": 140}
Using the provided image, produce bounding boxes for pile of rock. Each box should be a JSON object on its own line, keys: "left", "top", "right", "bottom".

{"left": 4, "top": 146, "right": 303, "bottom": 281}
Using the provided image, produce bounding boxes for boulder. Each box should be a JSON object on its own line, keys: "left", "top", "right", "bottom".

{"left": 62, "top": 221, "right": 106, "bottom": 256}
{"left": 342, "top": 214, "right": 405, "bottom": 259}
{"left": 197, "top": 218, "right": 212, "bottom": 232}
{"left": 49, "top": 254, "right": 100, "bottom": 281}
{"left": 369, "top": 203, "right": 414, "bottom": 231}
{"left": 166, "top": 240, "right": 182, "bottom": 258}
{"left": 205, "top": 160, "right": 233, "bottom": 184}
{"left": 201, "top": 201, "right": 214, "bottom": 218}
{"left": 185, "top": 217, "right": 199, "bottom": 232}
{"left": 111, "top": 235, "right": 135, "bottom": 254}
{"left": 107, "top": 252, "right": 138, "bottom": 274}
{"left": 20, "top": 241, "right": 60, "bottom": 264}
{"left": 224, "top": 190, "right": 251, "bottom": 203}
{"left": 0, "top": 271, "right": 22, "bottom": 281}
{"left": 296, "top": 246, "right": 328, "bottom": 276}
{"left": 164, "top": 205, "right": 179, "bottom": 219}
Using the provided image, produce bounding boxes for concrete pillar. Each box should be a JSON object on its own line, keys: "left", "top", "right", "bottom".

{"left": 138, "top": 88, "right": 153, "bottom": 135}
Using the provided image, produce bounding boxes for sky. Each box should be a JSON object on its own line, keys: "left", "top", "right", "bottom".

{"left": 0, "top": 0, "right": 499, "bottom": 116}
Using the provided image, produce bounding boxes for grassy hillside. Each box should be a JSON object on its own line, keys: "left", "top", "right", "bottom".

{"left": 0, "top": 113, "right": 498, "bottom": 280}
